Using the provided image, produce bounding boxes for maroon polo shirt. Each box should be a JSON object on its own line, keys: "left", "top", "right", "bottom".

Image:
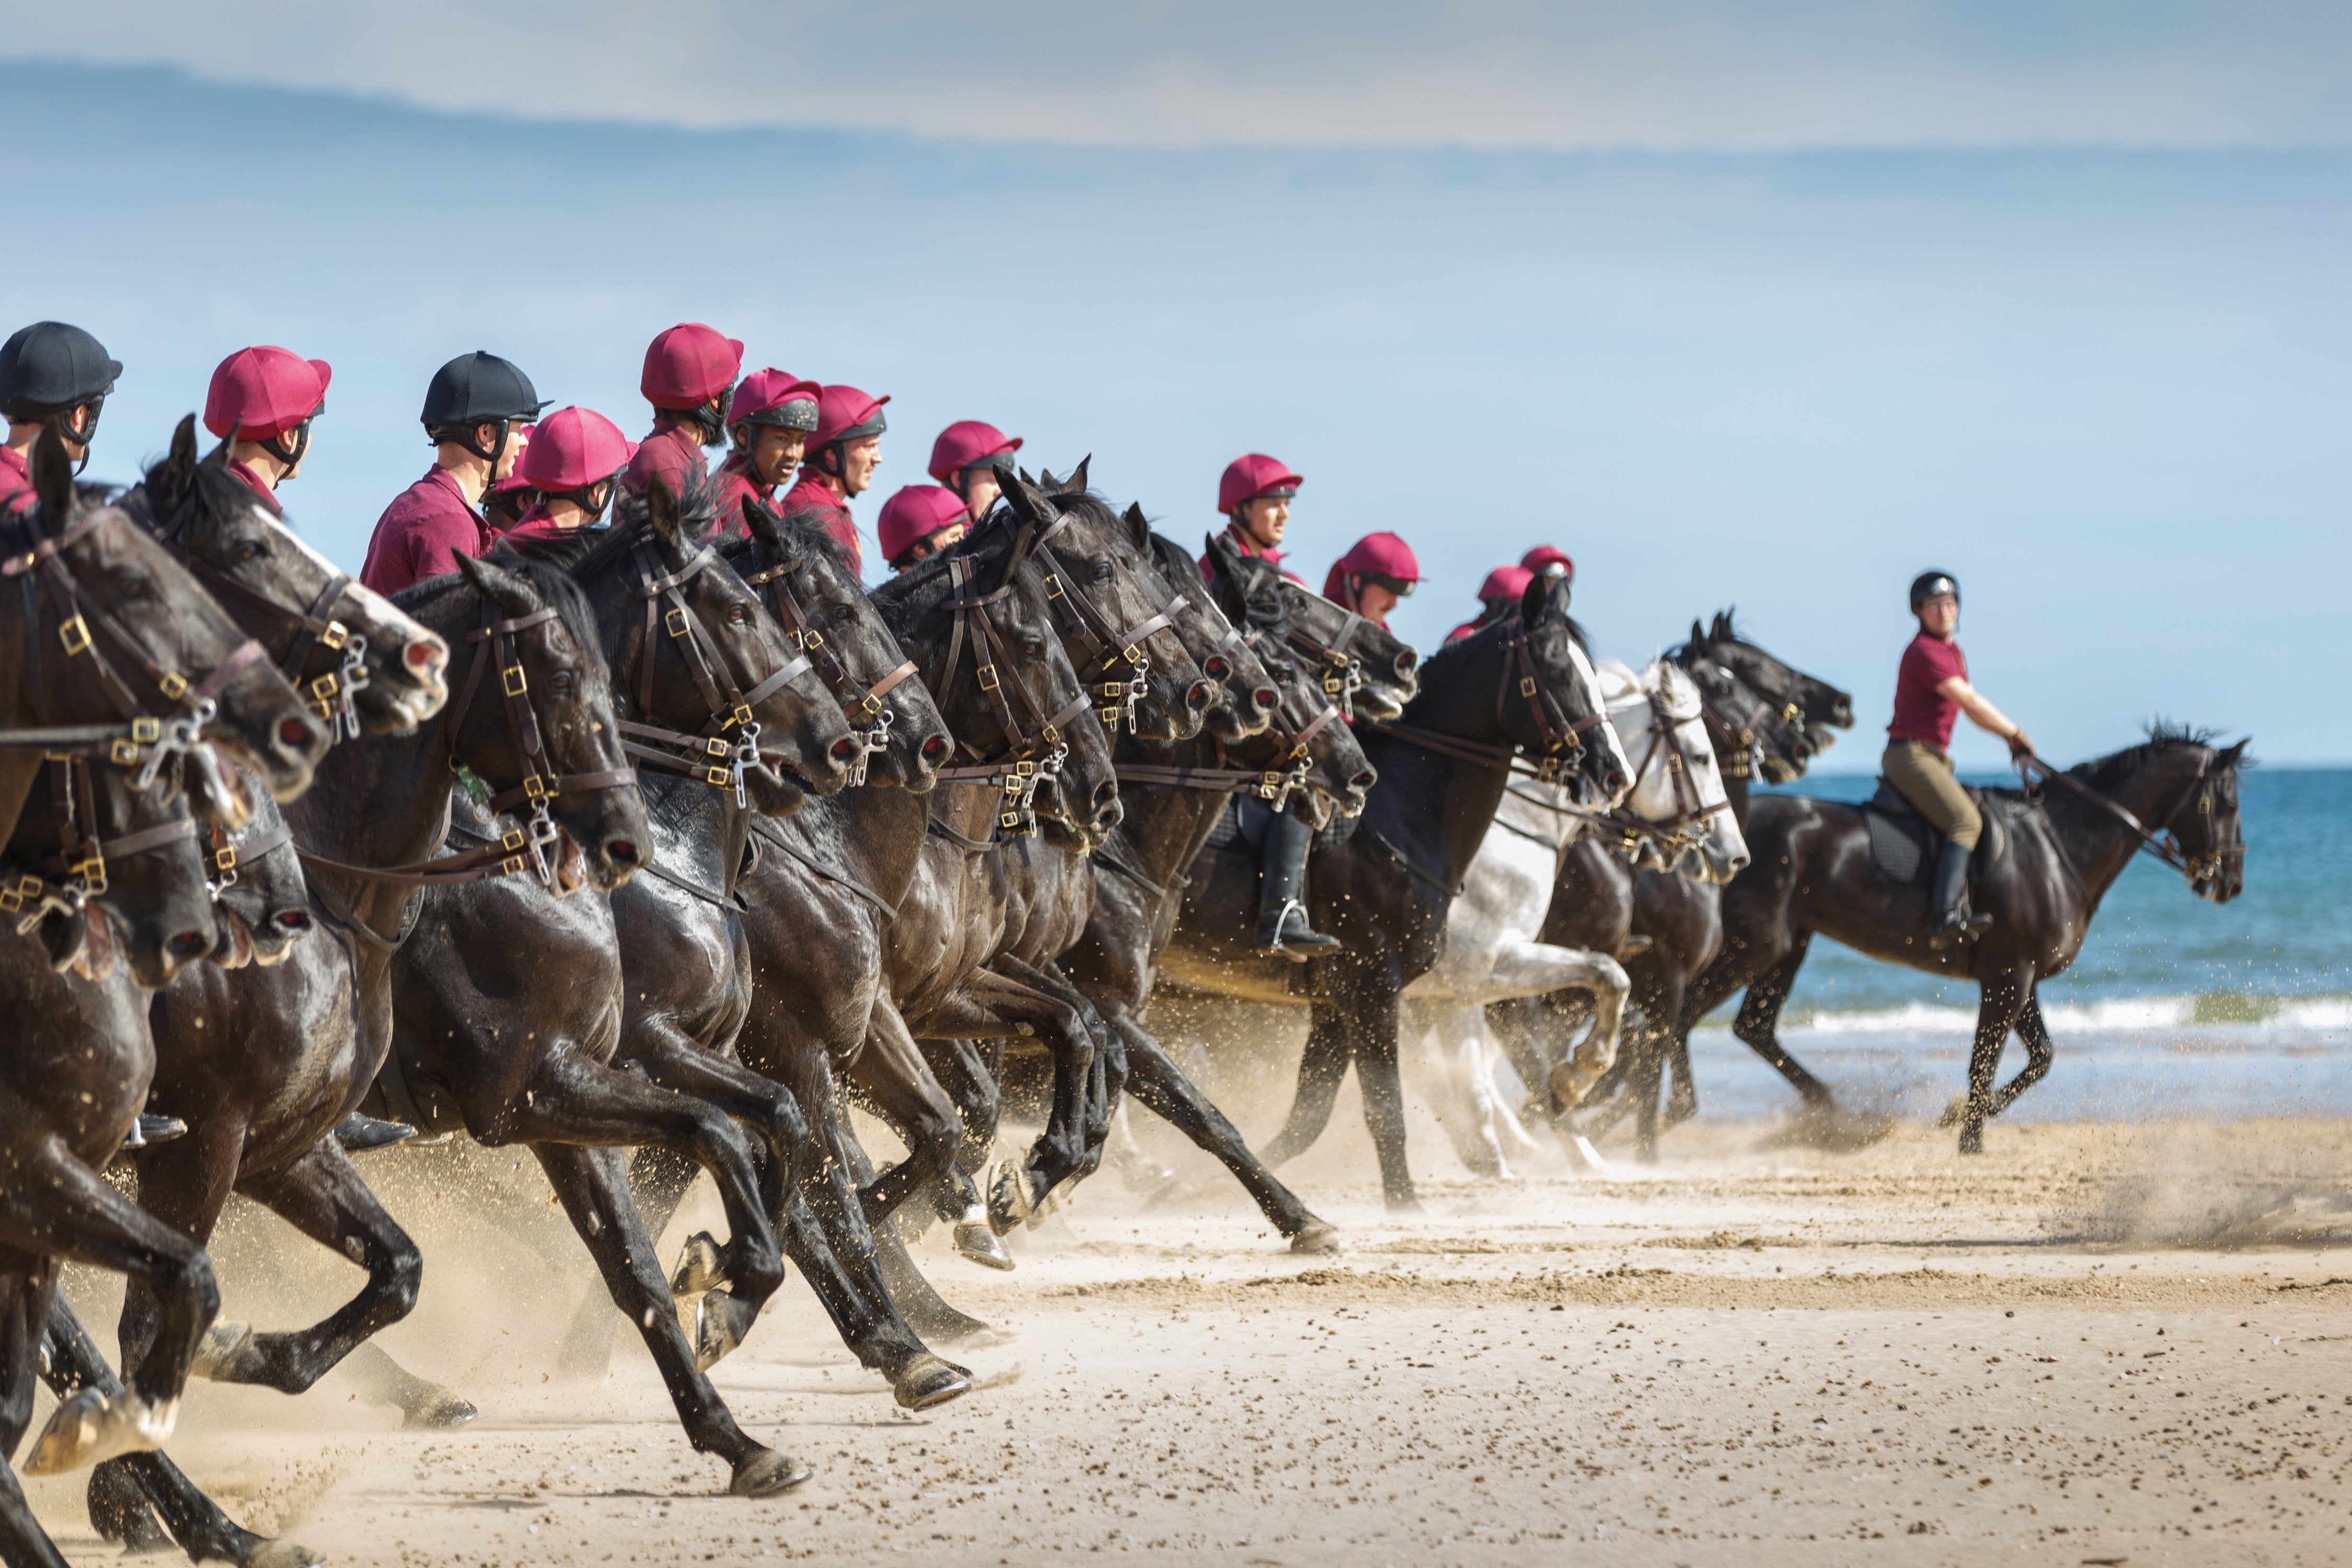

{"left": 781, "top": 468, "right": 861, "bottom": 574}
{"left": 620, "top": 420, "right": 710, "bottom": 503}
{"left": 362, "top": 466, "right": 488, "bottom": 595}
{"left": 1888, "top": 631, "right": 1969, "bottom": 751}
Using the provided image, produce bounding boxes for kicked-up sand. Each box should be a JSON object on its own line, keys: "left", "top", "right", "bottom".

{"left": 25, "top": 1105, "right": 2352, "bottom": 1567}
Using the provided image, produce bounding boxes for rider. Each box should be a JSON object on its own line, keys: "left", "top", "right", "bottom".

{"left": 877, "top": 483, "right": 973, "bottom": 572}
{"left": 708, "top": 368, "right": 821, "bottom": 534}
{"left": 361, "top": 350, "right": 548, "bottom": 594}
{"left": 0, "top": 320, "right": 120, "bottom": 512}
{"left": 1521, "top": 544, "right": 1573, "bottom": 584}
{"left": 620, "top": 322, "right": 742, "bottom": 503}
{"left": 1885, "top": 570, "right": 2033, "bottom": 948}
{"left": 204, "top": 345, "right": 331, "bottom": 511}
{"left": 927, "top": 420, "right": 1023, "bottom": 524}
{"left": 480, "top": 424, "right": 536, "bottom": 533}
{"left": 1201, "top": 453, "right": 1304, "bottom": 582}
{"left": 1445, "top": 563, "right": 1530, "bottom": 645}
{"left": 780, "top": 384, "right": 888, "bottom": 574}
{"left": 500, "top": 407, "right": 636, "bottom": 543}
{"left": 1323, "top": 533, "right": 1420, "bottom": 627}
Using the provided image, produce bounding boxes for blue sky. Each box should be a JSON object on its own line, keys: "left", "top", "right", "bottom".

{"left": 3, "top": 9, "right": 2347, "bottom": 763}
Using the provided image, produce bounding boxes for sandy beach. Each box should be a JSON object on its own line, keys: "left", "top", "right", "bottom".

{"left": 26, "top": 1086, "right": 2352, "bottom": 1568}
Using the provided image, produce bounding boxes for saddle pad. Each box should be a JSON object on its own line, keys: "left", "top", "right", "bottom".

{"left": 1865, "top": 806, "right": 1933, "bottom": 886}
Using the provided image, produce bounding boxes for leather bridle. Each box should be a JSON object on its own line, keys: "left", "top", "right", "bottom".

{"left": 929, "top": 548, "right": 1096, "bottom": 839}
{"left": 2017, "top": 748, "right": 2241, "bottom": 892}
{"left": 1114, "top": 626, "right": 1345, "bottom": 818}
{"left": 739, "top": 532, "right": 921, "bottom": 788}
{"left": 1025, "top": 510, "right": 1181, "bottom": 735}
{"left": 616, "top": 541, "right": 817, "bottom": 807}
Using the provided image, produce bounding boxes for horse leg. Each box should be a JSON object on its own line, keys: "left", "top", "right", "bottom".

{"left": 845, "top": 1001, "right": 964, "bottom": 1227}
{"left": 1258, "top": 1001, "right": 1355, "bottom": 1170}
{"left": 1341, "top": 983, "right": 1418, "bottom": 1211}
{"left": 1954, "top": 968, "right": 2032, "bottom": 1155}
{"left": 491, "top": 1051, "right": 787, "bottom": 1371}
{"left": 1727, "top": 933, "right": 1836, "bottom": 1110}
{"left": 531, "top": 1143, "right": 808, "bottom": 1496}
{"left": 2, "top": 1145, "right": 217, "bottom": 1475}
{"left": 832, "top": 1112, "right": 998, "bottom": 1346}
{"left": 923, "top": 1037, "right": 1002, "bottom": 1231}
{"left": 1986, "top": 983, "right": 2056, "bottom": 1120}
{"left": 1115, "top": 1011, "right": 1338, "bottom": 1251}
{"left": 1663, "top": 1021, "right": 1701, "bottom": 1127}
{"left": 1415, "top": 1002, "right": 1508, "bottom": 1179}
{"left": 1631, "top": 964, "right": 1690, "bottom": 1162}
{"left": 958, "top": 962, "right": 1105, "bottom": 1225}
{"left": 48, "top": 1296, "right": 316, "bottom": 1568}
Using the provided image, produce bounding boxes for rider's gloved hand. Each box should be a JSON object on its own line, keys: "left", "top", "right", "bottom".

{"left": 2007, "top": 730, "right": 2034, "bottom": 759}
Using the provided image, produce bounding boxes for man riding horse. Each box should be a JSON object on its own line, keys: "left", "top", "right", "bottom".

{"left": 0, "top": 320, "right": 120, "bottom": 512}
{"left": 622, "top": 321, "right": 742, "bottom": 506}
{"left": 1884, "top": 569, "right": 2034, "bottom": 947}
{"left": 204, "top": 344, "right": 331, "bottom": 510}
{"left": 708, "top": 368, "right": 822, "bottom": 533}
{"left": 782, "top": 384, "right": 889, "bottom": 574}
{"left": 361, "top": 350, "right": 549, "bottom": 594}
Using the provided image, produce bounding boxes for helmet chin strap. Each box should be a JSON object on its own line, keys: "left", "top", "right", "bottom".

{"left": 46, "top": 402, "right": 101, "bottom": 477}
{"left": 259, "top": 419, "right": 310, "bottom": 476}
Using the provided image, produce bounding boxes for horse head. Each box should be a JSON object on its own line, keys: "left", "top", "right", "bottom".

{"left": 1701, "top": 609, "right": 1854, "bottom": 751}
{"left": 1003, "top": 467, "right": 1211, "bottom": 743}
{"left": 433, "top": 551, "right": 649, "bottom": 891}
{"left": 1208, "top": 540, "right": 1419, "bottom": 720}
{"left": 732, "top": 494, "right": 951, "bottom": 793}
{"left": 1671, "top": 637, "right": 1814, "bottom": 785}
{"left": 1139, "top": 522, "right": 1279, "bottom": 741}
{"left": 1629, "top": 659, "right": 1749, "bottom": 883}
{"left": 203, "top": 761, "right": 314, "bottom": 970}
{"left": 139, "top": 414, "right": 452, "bottom": 737}
{"left": 1517, "top": 572, "right": 1632, "bottom": 806}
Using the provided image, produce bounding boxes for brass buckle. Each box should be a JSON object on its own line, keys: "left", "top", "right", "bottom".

{"left": 213, "top": 844, "right": 238, "bottom": 872}
{"left": 132, "top": 718, "right": 160, "bottom": 744}
{"left": 502, "top": 665, "right": 528, "bottom": 697}
{"left": 1323, "top": 674, "right": 1343, "bottom": 695}
{"left": 803, "top": 629, "right": 825, "bottom": 650}
{"left": 856, "top": 693, "right": 883, "bottom": 718}
{"left": 522, "top": 775, "right": 551, "bottom": 801}
{"left": 1099, "top": 708, "right": 1121, "bottom": 726}
{"left": 704, "top": 736, "right": 730, "bottom": 757}
{"left": 502, "top": 855, "right": 527, "bottom": 877}
{"left": 321, "top": 620, "right": 351, "bottom": 650}
{"left": 73, "top": 854, "right": 106, "bottom": 884}
{"left": 1000, "top": 811, "right": 1023, "bottom": 831}
{"left": 665, "top": 607, "right": 689, "bottom": 639}
{"left": 1123, "top": 644, "right": 1143, "bottom": 663}
{"left": 501, "top": 828, "right": 527, "bottom": 851}
{"left": 976, "top": 663, "right": 1000, "bottom": 692}
{"left": 109, "top": 739, "right": 139, "bottom": 765}
{"left": 706, "top": 765, "right": 732, "bottom": 787}
{"left": 727, "top": 702, "right": 754, "bottom": 730}
{"left": 1043, "top": 574, "right": 1065, "bottom": 599}
{"left": 310, "top": 672, "right": 341, "bottom": 701}
{"left": 1519, "top": 675, "right": 1538, "bottom": 698}
{"left": 1100, "top": 681, "right": 1123, "bottom": 699}
{"left": 60, "top": 615, "right": 90, "bottom": 656}
{"left": 159, "top": 670, "right": 189, "bottom": 700}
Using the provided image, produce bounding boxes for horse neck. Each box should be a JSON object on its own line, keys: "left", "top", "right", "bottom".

{"left": 646, "top": 774, "right": 742, "bottom": 891}
{"left": 1363, "top": 657, "right": 1515, "bottom": 890}
{"left": 285, "top": 707, "right": 454, "bottom": 871}
{"left": 2046, "top": 748, "right": 2202, "bottom": 904}
{"left": 822, "top": 784, "right": 931, "bottom": 897}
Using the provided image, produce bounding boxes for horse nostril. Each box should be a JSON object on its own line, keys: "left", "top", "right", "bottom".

{"left": 275, "top": 910, "right": 312, "bottom": 930}
{"left": 1186, "top": 682, "right": 1212, "bottom": 711}
{"left": 1092, "top": 779, "right": 1119, "bottom": 811}
{"left": 167, "top": 930, "right": 209, "bottom": 961}
{"left": 607, "top": 838, "right": 640, "bottom": 866}
{"left": 1394, "top": 650, "right": 1418, "bottom": 674}
{"left": 1351, "top": 771, "right": 1377, "bottom": 791}
{"left": 1252, "top": 688, "right": 1278, "bottom": 713}
{"left": 406, "top": 640, "right": 443, "bottom": 669}
{"left": 829, "top": 737, "right": 860, "bottom": 762}
{"left": 1204, "top": 656, "right": 1230, "bottom": 680}
{"left": 278, "top": 717, "right": 320, "bottom": 752}
{"left": 920, "top": 734, "right": 948, "bottom": 762}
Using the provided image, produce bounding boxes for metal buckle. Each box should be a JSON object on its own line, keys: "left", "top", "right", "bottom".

{"left": 132, "top": 718, "right": 160, "bottom": 744}
{"left": 856, "top": 693, "right": 883, "bottom": 718}
{"left": 706, "top": 765, "right": 732, "bottom": 788}
{"left": 73, "top": 854, "right": 106, "bottom": 885}
{"left": 159, "top": 670, "right": 189, "bottom": 700}
{"left": 502, "top": 665, "right": 528, "bottom": 697}
{"left": 727, "top": 703, "right": 755, "bottom": 731}
{"left": 1099, "top": 708, "right": 1121, "bottom": 726}
{"left": 502, "top": 855, "right": 527, "bottom": 877}
{"left": 502, "top": 828, "right": 527, "bottom": 852}
{"left": 310, "top": 672, "right": 341, "bottom": 701}
{"left": 321, "top": 620, "right": 351, "bottom": 650}
{"left": 1014, "top": 759, "right": 1037, "bottom": 777}
{"left": 60, "top": 615, "right": 90, "bottom": 656}
{"left": 665, "top": 607, "right": 689, "bottom": 638}
{"left": 1043, "top": 574, "right": 1065, "bottom": 599}
{"left": 1323, "top": 674, "right": 1343, "bottom": 695}
{"left": 704, "top": 736, "right": 730, "bottom": 757}
{"left": 213, "top": 844, "right": 238, "bottom": 872}
{"left": 1519, "top": 675, "right": 1538, "bottom": 698}
{"left": 522, "top": 774, "right": 551, "bottom": 801}
{"left": 802, "top": 629, "right": 824, "bottom": 650}
{"left": 1123, "top": 644, "right": 1143, "bottom": 663}
{"left": 976, "top": 663, "right": 1000, "bottom": 692}
{"left": 109, "top": 739, "right": 139, "bottom": 765}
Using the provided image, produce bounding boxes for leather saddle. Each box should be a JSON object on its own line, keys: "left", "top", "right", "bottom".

{"left": 1863, "top": 776, "right": 2009, "bottom": 887}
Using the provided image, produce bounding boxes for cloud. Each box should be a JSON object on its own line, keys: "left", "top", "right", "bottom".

{"left": 8, "top": 0, "right": 2352, "bottom": 149}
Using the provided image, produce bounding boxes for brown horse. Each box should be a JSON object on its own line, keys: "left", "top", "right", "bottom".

{"left": 1686, "top": 728, "right": 2246, "bottom": 1152}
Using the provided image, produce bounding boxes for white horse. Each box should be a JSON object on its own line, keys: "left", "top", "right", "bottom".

{"left": 1403, "top": 656, "right": 1749, "bottom": 1177}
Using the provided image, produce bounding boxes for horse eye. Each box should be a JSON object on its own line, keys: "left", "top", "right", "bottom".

{"left": 550, "top": 669, "right": 575, "bottom": 693}
{"left": 727, "top": 605, "right": 749, "bottom": 624}
{"left": 1092, "top": 561, "right": 1112, "bottom": 584}
{"left": 831, "top": 604, "right": 854, "bottom": 624}
{"left": 236, "top": 541, "right": 260, "bottom": 562}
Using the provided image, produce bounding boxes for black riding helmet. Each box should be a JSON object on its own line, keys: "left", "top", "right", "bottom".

{"left": 1, "top": 321, "right": 121, "bottom": 471}
{"left": 1909, "top": 570, "right": 1959, "bottom": 609}
{"left": 421, "top": 351, "right": 549, "bottom": 478}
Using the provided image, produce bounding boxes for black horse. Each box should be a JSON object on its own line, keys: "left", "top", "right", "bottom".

{"left": 1686, "top": 727, "right": 2246, "bottom": 1152}
{"left": 1165, "top": 572, "right": 1629, "bottom": 1208}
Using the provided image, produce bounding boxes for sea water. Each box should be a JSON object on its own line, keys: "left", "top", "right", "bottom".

{"left": 1685, "top": 766, "right": 2352, "bottom": 1122}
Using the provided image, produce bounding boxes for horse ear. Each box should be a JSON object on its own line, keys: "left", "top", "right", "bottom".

{"left": 998, "top": 468, "right": 1053, "bottom": 526}
{"left": 30, "top": 429, "right": 76, "bottom": 521}
{"left": 1519, "top": 570, "right": 1550, "bottom": 626}
{"left": 454, "top": 550, "right": 541, "bottom": 618}
{"left": 1121, "top": 501, "right": 1150, "bottom": 550}
{"left": 164, "top": 414, "right": 199, "bottom": 498}
{"left": 1061, "top": 455, "right": 1090, "bottom": 497}
{"left": 2220, "top": 737, "right": 2249, "bottom": 767}
{"left": 1690, "top": 618, "right": 1707, "bottom": 650}
{"left": 644, "top": 474, "right": 689, "bottom": 559}
{"left": 741, "top": 495, "right": 784, "bottom": 552}
{"left": 1035, "top": 467, "right": 1060, "bottom": 492}
{"left": 1712, "top": 609, "right": 1733, "bottom": 641}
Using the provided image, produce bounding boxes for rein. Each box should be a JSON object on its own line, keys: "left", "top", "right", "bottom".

{"left": 1027, "top": 510, "right": 1180, "bottom": 735}
{"left": 2016, "top": 750, "right": 2234, "bottom": 886}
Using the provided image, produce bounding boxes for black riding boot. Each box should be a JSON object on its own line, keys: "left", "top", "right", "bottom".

{"left": 1927, "top": 838, "right": 1991, "bottom": 949}
{"left": 1255, "top": 806, "right": 1339, "bottom": 961}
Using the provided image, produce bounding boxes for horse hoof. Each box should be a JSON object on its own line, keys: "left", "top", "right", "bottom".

{"left": 671, "top": 1231, "right": 728, "bottom": 1298}
{"left": 730, "top": 1448, "right": 813, "bottom": 1497}
{"left": 22, "top": 1389, "right": 177, "bottom": 1476}
{"left": 1288, "top": 1220, "right": 1342, "bottom": 1255}
{"left": 985, "top": 1160, "right": 1035, "bottom": 1235}
{"left": 190, "top": 1320, "right": 256, "bottom": 1380}
{"left": 401, "top": 1390, "right": 479, "bottom": 1430}
{"left": 692, "top": 1290, "right": 759, "bottom": 1373}
{"left": 893, "top": 1353, "right": 975, "bottom": 1411}
{"left": 954, "top": 1223, "right": 1016, "bottom": 1271}
{"left": 248, "top": 1540, "right": 329, "bottom": 1568}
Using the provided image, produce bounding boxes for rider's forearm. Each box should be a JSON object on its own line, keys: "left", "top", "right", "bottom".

{"left": 1958, "top": 689, "right": 2023, "bottom": 741}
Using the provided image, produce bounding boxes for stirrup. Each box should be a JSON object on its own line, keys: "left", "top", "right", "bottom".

{"left": 1927, "top": 907, "right": 1993, "bottom": 950}
{"left": 1255, "top": 898, "right": 1338, "bottom": 961}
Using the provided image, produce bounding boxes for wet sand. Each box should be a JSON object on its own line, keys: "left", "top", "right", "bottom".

{"left": 28, "top": 1112, "right": 2352, "bottom": 1567}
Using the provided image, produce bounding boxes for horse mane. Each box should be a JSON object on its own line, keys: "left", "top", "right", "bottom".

{"left": 393, "top": 551, "right": 601, "bottom": 654}
{"left": 499, "top": 470, "right": 728, "bottom": 582}
{"left": 2069, "top": 720, "right": 2233, "bottom": 792}
{"left": 141, "top": 447, "right": 292, "bottom": 534}
{"left": 716, "top": 501, "right": 852, "bottom": 579}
